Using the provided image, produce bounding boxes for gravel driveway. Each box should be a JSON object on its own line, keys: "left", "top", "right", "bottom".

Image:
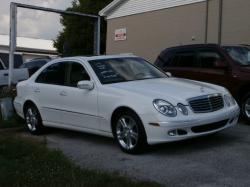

{"left": 44, "top": 122, "right": 250, "bottom": 187}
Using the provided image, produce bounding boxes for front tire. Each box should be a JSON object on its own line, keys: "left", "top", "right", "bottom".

{"left": 24, "top": 104, "right": 44, "bottom": 135}
{"left": 113, "top": 110, "right": 147, "bottom": 154}
{"left": 241, "top": 92, "right": 250, "bottom": 124}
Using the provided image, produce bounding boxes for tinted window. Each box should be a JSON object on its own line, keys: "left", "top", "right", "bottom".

{"left": 0, "top": 53, "right": 23, "bottom": 68}
{"left": 198, "top": 51, "right": 221, "bottom": 68}
{"left": 0, "top": 59, "right": 4, "bottom": 70}
{"left": 170, "top": 52, "right": 198, "bottom": 68}
{"left": 69, "top": 62, "right": 90, "bottom": 87}
{"left": 36, "top": 62, "right": 67, "bottom": 85}
{"left": 32, "top": 60, "right": 48, "bottom": 67}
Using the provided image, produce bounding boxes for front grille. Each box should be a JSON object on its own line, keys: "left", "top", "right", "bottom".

{"left": 191, "top": 120, "right": 228, "bottom": 133}
{"left": 188, "top": 94, "right": 224, "bottom": 113}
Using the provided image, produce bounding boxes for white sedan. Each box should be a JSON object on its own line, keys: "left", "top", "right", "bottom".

{"left": 14, "top": 55, "right": 240, "bottom": 153}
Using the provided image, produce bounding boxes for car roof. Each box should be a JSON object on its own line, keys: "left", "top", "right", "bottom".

{"left": 165, "top": 44, "right": 220, "bottom": 51}
{"left": 25, "top": 58, "right": 50, "bottom": 64}
{"left": 52, "top": 54, "right": 137, "bottom": 62}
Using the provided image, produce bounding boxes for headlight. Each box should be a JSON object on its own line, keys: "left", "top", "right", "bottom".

{"left": 153, "top": 99, "right": 177, "bottom": 117}
{"left": 224, "top": 94, "right": 236, "bottom": 107}
{"left": 177, "top": 103, "right": 188, "bottom": 115}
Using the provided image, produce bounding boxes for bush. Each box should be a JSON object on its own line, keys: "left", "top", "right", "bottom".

{"left": 0, "top": 86, "right": 17, "bottom": 99}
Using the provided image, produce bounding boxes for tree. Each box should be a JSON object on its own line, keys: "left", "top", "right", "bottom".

{"left": 53, "top": 0, "right": 113, "bottom": 56}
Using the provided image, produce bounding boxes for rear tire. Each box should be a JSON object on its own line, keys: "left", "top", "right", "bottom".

{"left": 24, "top": 104, "right": 44, "bottom": 135}
{"left": 241, "top": 92, "right": 250, "bottom": 124}
{"left": 113, "top": 110, "right": 147, "bottom": 154}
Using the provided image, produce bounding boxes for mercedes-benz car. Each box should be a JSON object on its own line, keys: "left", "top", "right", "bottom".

{"left": 14, "top": 55, "right": 240, "bottom": 154}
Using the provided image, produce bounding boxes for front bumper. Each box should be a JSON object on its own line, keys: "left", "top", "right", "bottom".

{"left": 142, "top": 105, "right": 240, "bottom": 145}
{"left": 13, "top": 97, "right": 24, "bottom": 118}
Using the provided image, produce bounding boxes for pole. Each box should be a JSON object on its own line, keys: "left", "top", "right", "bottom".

{"left": 218, "top": 0, "right": 223, "bottom": 45}
{"left": 94, "top": 16, "right": 101, "bottom": 55}
{"left": 9, "top": 3, "right": 17, "bottom": 87}
{"left": 204, "top": 0, "right": 209, "bottom": 43}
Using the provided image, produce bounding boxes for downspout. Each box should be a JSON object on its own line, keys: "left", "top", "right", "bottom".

{"left": 204, "top": 0, "right": 209, "bottom": 43}
{"left": 218, "top": 0, "right": 223, "bottom": 45}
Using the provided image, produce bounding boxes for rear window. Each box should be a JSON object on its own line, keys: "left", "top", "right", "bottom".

{"left": 0, "top": 60, "right": 4, "bottom": 70}
{"left": 0, "top": 53, "right": 23, "bottom": 68}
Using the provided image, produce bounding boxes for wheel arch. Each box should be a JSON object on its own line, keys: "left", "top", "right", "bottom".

{"left": 237, "top": 83, "right": 250, "bottom": 102}
{"left": 23, "top": 100, "right": 38, "bottom": 114}
{"left": 111, "top": 106, "right": 143, "bottom": 135}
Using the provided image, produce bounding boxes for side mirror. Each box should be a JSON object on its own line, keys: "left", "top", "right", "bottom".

{"left": 165, "top": 72, "right": 172, "bottom": 77}
{"left": 77, "top": 81, "right": 94, "bottom": 90}
{"left": 214, "top": 60, "right": 227, "bottom": 69}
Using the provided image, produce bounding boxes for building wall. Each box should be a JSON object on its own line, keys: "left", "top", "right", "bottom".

{"left": 107, "top": 0, "right": 205, "bottom": 19}
{"left": 107, "top": 2, "right": 207, "bottom": 62}
{"left": 206, "top": 0, "right": 220, "bottom": 43}
{"left": 221, "top": 0, "right": 250, "bottom": 44}
{"left": 106, "top": 0, "right": 250, "bottom": 62}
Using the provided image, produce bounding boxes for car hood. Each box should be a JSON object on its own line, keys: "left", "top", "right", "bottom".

{"left": 109, "top": 78, "right": 226, "bottom": 105}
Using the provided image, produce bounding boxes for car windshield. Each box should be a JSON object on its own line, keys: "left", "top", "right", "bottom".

{"left": 89, "top": 57, "right": 167, "bottom": 84}
{"left": 224, "top": 46, "right": 250, "bottom": 66}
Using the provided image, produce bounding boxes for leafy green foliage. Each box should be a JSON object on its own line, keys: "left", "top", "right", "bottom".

{"left": 54, "top": 0, "right": 113, "bottom": 56}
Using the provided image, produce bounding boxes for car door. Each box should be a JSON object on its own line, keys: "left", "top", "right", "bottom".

{"left": 163, "top": 50, "right": 201, "bottom": 80}
{"left": 59, "top": 61, "right": 99, "bottom": 130}
{"left": 34, "top": 61, "right": 68, "bottom": 124}
{"left": 195, "top": 48, "right": 232, "bottom": 88}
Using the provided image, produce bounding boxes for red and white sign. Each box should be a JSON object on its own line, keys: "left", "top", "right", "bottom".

{"left": 115, "top": 28, "right": 127, "bottom": 41}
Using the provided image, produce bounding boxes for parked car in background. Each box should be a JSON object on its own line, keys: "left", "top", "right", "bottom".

{"left": 0, "top": 57, "right": 28, "bottom": 88}
{"left": 0, "top": 52, "right": 23, "bottom": 68}
{"left": 14, "top": 55, "right": 239, "bottom": 154}
{"left": 19, "top": 58, "right": 51, "bottom": 76}
{"left": 155, "top": 44, "right": 250, "bottom": 123}
{"left": 242, "top": 44, "right": 250, "bottom": 49}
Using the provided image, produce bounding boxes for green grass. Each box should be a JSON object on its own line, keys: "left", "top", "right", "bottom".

{"left": 0, "top": 114, "right": 24, "bottom": 129}
{"left": 0, "top": 133, "right": 161, "bottom": 187}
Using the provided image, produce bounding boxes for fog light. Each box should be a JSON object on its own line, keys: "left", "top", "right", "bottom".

{"left": 168, "top": 130, "right": 177, "bottom": 136}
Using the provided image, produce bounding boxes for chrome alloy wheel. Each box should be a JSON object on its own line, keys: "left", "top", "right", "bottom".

{"left": 26, "top": 108, "right": 38, "bottom": 132}
{"left": 116, "top": 116, "right": 139, "bottom": 150}
{"left": 245, "top": 97, "right": 250, "bottom": 118}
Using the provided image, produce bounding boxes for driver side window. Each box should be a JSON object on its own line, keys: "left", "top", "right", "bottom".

{"left": 68, "top": 62, "right": 90, "bottom": 87}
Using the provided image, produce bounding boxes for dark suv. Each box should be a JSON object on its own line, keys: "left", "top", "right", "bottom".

{"left": 155, "top": 44, "right": 250, "bottom": 123}
{"left": 20, "top": 58, "right": 51, "bottom": 76}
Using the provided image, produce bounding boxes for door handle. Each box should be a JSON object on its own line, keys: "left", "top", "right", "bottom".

{"left": 59, "top": 91, "right": 67, "bottom": 96}
{"left": 34, "top": 88, "right": 40, "bottom": 93}
{"left": 4, "top": 73, "right": 8, "bottom": 76}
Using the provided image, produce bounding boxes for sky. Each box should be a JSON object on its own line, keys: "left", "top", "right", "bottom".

{"left": 0, "top": 0, "right": 73, "bottom": 40}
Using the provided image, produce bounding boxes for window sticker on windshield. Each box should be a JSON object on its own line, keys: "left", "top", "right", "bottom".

{"left": 91, "top": 61, "right": 125, "bottom": 83}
